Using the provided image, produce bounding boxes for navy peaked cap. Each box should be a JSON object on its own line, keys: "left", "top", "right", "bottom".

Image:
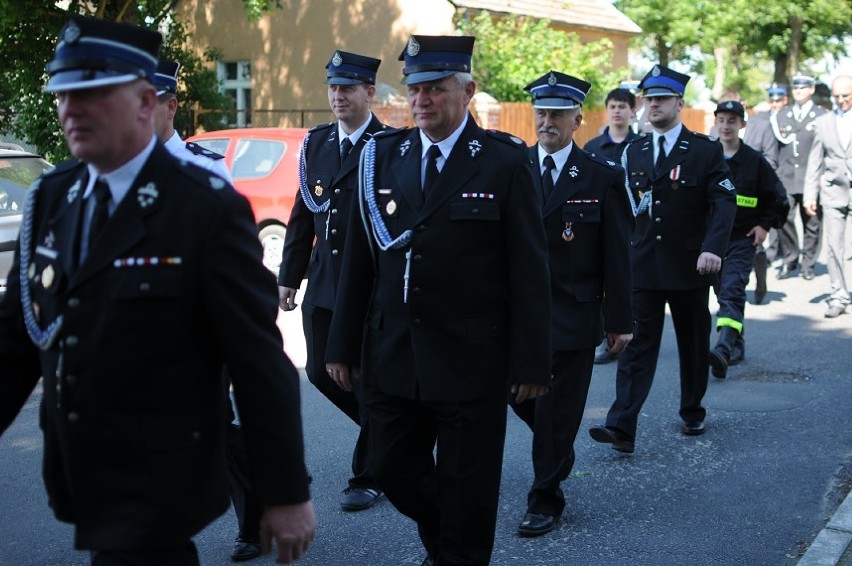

{"left": 524, "top": 71, "right": 591, "bottom": 109}
{"left": 767, "top": 83, "right": 788, "bottom": 99}
{"left": 714, "top": 100, "right": 746, "bottom": 120}
{"left": 154, "top": 59, "right": 180, "bottom": 95}
{"left": 639, "top": 64, "right": 690, "bottom": 98}
{"left": 326, "top": 51, "right": 381, "bottom": 85}
{"left": 398, "top": 35, "right": 474, "bottom": 85}
{"left": 45, "top": 15, "right": 161, "bottom": 93}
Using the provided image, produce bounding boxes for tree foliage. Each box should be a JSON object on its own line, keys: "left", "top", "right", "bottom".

{"left": 616, "top": 0, "right": 850, "bottom": 104}
{"left": 0, "top": 0, "right": 275, "bottom": 162}
{"left": 455, "top": 11, "right": 623, "bottom": 107}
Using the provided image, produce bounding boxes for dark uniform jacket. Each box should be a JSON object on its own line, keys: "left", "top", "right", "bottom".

{"left": 774, "top": 104, "right": 829, "bottom": 195}
{"left": 709, "top": 117, "right": 778, "bottom": 169}
{"left": 625, "top": 128, "right": 737, "bottom": 290}
{"left": 530, "top": 145, "right": 632, "bottom": 350}
{"left": 725, "top": 142, "right": 789, "bottom": 239}
{"left": 278, "top": 115, "right": 388, "bottom": 309}
{"left": 583, "top": 127, "right": 641, "bottom": 161}
{"left": 0, "top": 143, "right": 309, "bottom": 550}
{"left": 327, "top": 117, "right": 552, "bottom": 402}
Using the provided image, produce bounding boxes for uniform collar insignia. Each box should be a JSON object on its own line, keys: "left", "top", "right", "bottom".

{"left": 66, "top": 179, "right": 81, "bottom": 204}
{"left": 399, "top": 139, "right": 412, "bottom": 156}
{"left": 468, "top": 139, "right": 482, "bottom": 157}
{"left": 210, "top": 176, "right": 226, "bottom": 190}
{"left": 567, "top": 165, "right": 579, "bottom": 178}
{"left": 137, "top": 182, "right": 158, "bottom": 207}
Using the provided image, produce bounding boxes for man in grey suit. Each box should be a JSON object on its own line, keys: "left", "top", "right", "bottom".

{"left": 804, "top": 74, "right": 852, "bottom": 318}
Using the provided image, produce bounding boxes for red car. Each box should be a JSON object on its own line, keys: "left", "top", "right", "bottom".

{"left": 186, "top": 127, "right": 308, "bottom": 272}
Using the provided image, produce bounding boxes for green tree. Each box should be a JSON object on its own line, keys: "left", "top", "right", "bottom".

{"left": 616, "top": 0, "right": 850, "bottom": 100}
{"left": 0, "top": 0, "right": 273, "bottom": 162}
{"left": 454, "top": 11, "right": 623, "bottom": 107}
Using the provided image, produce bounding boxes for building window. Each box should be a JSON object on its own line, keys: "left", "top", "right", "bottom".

{"left": 218, "top": 60, "right": 252, "bottom": 127}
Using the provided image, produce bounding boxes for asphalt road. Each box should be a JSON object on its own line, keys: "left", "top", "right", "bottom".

{"left": 1, "top": 258, "right": 851, "bottom": 566}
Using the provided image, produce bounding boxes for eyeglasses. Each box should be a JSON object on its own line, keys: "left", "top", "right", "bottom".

{"left": 832, "top": 92, "right": 852, "bottom": 101}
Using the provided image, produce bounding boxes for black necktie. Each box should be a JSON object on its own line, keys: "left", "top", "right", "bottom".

{"left": 89, "top": 178, "right": 111, "bottom": 245}
{"left": 76, "top": 178, "right": 110, "bottom": 267}
{"left": 423, "top": 145, "right": 441, "bottom": 196}
{"left": 542, "top": 155, "right": 556, "bottom": 200}
{"left": 655, "top": 136, "right": 667, "bottom": 174}
{"left": 339, "top": 137, "right": 353, "bottom": 163}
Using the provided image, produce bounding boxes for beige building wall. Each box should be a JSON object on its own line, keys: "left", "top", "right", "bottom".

{"left": 178, "top": 0, "right": 633, "bottom": 113}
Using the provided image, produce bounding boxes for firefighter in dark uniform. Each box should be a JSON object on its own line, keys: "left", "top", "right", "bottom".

{"left": 589, "top": 64, "right": 736, "bottom": 453}
{"left": 510, "top": 71, "right": 633, "bottom": 538}
{"left": 278, "top": 50, "right": 387, "bottom": 513}
{"left": 708, "top": 101, "right": 789, "bottom": 379}
{"left": 0, "top": 16, "right": 314, "bottom": 565}
{"left": 325, "top": 35, "right": 551, "bottom": 565}
{"left": 773, "top": 74, "right": 828, "bottom": 280}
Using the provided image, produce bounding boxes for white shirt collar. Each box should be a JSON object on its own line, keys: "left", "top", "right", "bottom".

{"left": 419, "top": 113, "right": 469, "bottom": 162}
{"left": 86, "top": 135, "right": 157, "bottom": 207}
{"left": 163, "top": 130, "right": 185, "bottom": 155}
{"left": 338, "top": 113, "right": 373, "bottom": 146}
{"left": 653, "top": 123, "right": 683, "bottom": 154}
{"left": 794, "top": 100, "right": 813, "bottom": 117}
{"left": 537, "top": 142, "right": 573, "bottom": 174}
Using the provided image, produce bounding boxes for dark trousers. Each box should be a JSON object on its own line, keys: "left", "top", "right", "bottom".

{"left": 715, "top": 237, "right": 757, "bottom": 329}
{"left": 511, "top": 348, "right": 594, "bottom": 517}
{"left": 91, "top": 542, "right": 199, "bottom": 566}
{"left": 366, "top": 389, "right": 508, "bottom": 566}
{"left": 226, "top": 423, "right": 263, "bottom": 541}
{"left": 223, "top": 372, "right": 264, "bottom": 542}
{"left": 779, "top": 193, "right": 822, "bottom": 270}
{"left": 302, "top": 304, "right": 373, "bottom": 488}
{"left": 606, "top": 287, "right": 711, "bottom": 439}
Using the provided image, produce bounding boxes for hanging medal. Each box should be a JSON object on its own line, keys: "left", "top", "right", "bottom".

{"left": 562, "top": 222, "right": 574, "bottom": 242}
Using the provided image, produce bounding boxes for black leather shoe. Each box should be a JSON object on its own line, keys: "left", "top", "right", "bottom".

{"left": 681, "top": 421, "right": 706, "bottom": 436}
{"left": 231, "top": 539, "right": 261, "bottom": 562}
{"left": 517, "top": 512, "right": 558, "bottom": 537}
{"left": 340, "top": 487, "right": 383, "bottom": 511}
{"left": 802, "top": 268, "right": 815, "bottom": 280}
{"left": 777, "top": 264, "right": 797, "bottom": 279}
{"left": 589, "top": 425, "right": 635, "bottom": 453}
{"left": 709, "top": 349, "right": 728, "bottom": 379}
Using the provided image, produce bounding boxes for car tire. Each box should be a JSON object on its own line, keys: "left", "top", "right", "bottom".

{"left": 258, "top": 224, "right": 287, "bottom": 273}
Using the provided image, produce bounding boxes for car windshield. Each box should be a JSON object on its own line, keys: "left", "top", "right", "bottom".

{"left": 231, "top": 139, "right": 286, "bottom": 180}
{"left": 0, "top": 155, "right": 52, "bottom": 215}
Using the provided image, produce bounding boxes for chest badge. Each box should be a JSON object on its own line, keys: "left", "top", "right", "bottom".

{"left": 314, "top": 180, "right": 324, "bottom": 197}
{"left": 41, "top": 264, "right": 56, "bottom": 289}
{"left": 386, "top": 200, "right": 397, "bottom": 215}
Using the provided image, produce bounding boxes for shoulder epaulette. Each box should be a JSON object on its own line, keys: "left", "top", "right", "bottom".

{"left": 308, "top": 122, "right": 334, "bottom": 134}
{"left": 41, "top": 159, "right": 81, "bottom": 178}
{"left": 185, "top": 141, "right": 225, "bottom": 161}
{"left": 486, "top": 129, "right": 527, "bottom": 149}
{"left": 586, "top": 151, "right": 621, "bottom": 169}
{"left": 174, "top": 159, "right": 232, "bottom": 192}
{"left": 690, "top": 131, "right": 716, "bottom": 142}
{"left": 373, "top": 127, "right": 409, "bottom": 139}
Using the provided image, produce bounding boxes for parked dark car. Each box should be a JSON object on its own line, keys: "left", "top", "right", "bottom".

{"left": 0, "top": 146, "right": 53, "bottom": 299}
